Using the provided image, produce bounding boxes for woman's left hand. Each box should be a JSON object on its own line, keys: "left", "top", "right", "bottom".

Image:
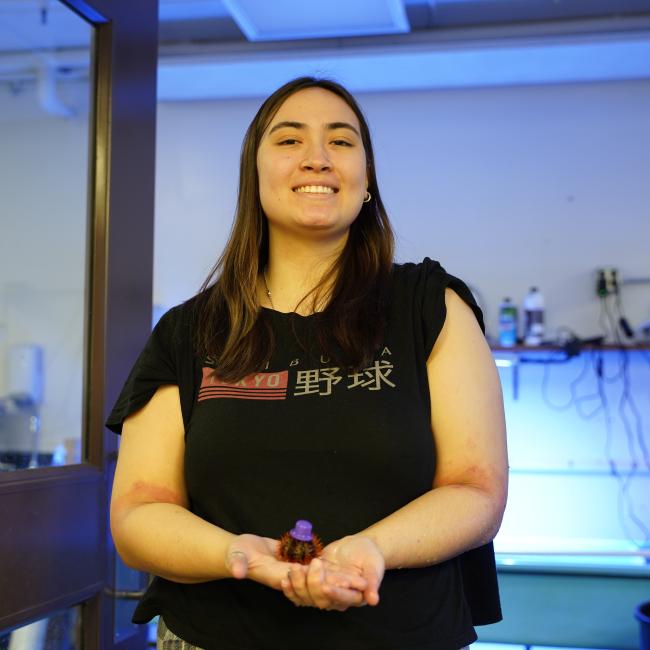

{"left": 281, "top": 535, "right": 384, "bottom": 611}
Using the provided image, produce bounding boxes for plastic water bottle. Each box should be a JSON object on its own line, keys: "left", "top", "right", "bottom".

{"left": 523, "top": 287, "right": 545, "bottom": 346}
{"left": 498, "top": 298, "right": 518, "bottom": 347}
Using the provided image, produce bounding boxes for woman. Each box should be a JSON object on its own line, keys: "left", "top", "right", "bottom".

{"left": 108, "top": 77, "right": 508, "bottom": 650}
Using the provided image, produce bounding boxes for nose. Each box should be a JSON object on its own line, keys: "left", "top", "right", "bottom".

{"left": 300, "top": 141, "right": 331, "bottom": 172}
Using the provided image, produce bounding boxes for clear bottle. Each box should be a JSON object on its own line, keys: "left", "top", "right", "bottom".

{"left": 498, "top": 297, "right": 518, "bottom": 347}
{"left": 523, "top": 287, "right": 545, "bottom": 346}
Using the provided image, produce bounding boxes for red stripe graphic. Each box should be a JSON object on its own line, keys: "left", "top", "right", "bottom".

{"left": 200, "top": 388, "right": 285, "bottom": 395}
{"left": 199, "top": 388, "right": 285, "bottom": 397}
{"left": 199, "top": 391, "right": 285, "bottom": 398}
{"left": 198, "top": 368, "right": 288, "bottom": 401}
{"left": 198, "top": 391, "right": 286, "bottom": 401}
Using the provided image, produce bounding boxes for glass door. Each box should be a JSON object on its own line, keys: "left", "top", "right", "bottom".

{"left": 0, "top": 0, "right": 158, "bottom": 647}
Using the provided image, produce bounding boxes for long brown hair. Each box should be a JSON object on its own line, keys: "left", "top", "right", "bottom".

{"left": 194, "top": 77, "right": 394, "bottom": 380}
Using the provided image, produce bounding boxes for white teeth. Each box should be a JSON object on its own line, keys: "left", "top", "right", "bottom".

{"left": 294, "top": 185, "right": 335, "bottom": 194}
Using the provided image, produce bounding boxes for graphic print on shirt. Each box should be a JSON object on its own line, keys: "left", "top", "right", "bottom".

{"left": 294, "top": 359, "right": 395, "bottom": 397}
{"left": 198, "top": 368, "right": 289, "bottom": 401}
{"left": 198, "top": 347, "right": 395, "bottom": 401}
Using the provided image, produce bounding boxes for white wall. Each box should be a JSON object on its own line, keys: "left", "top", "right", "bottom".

{"left": 154, "top": 79, "right": 650, "bottom": 555}
{"left": 1, "top": 77, "right": 648, "bottom": 553}
{"left": 155, "top": 80, "right": 650, "bottom": 342}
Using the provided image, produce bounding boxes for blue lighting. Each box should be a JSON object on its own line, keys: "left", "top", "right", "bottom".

{"left": 495, "top": 358, "right": 515, "bottom": 368}
{"left": 494, "top": 350, "right": 650, "bottom": 572}
{"left": 158, "top": 36, "right": 650, "bottom": 100}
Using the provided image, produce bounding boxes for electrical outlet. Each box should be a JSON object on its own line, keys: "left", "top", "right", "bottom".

{"left": 596, "top": 267, "right": 618, "bottom": 297}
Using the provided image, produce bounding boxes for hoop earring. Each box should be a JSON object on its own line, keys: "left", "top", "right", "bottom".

{"left": 363, "top": 191, "right": 372, "bottom": 203}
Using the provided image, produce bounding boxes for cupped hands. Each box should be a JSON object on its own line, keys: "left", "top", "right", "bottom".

{"left": 282, "top": 534, "right": 385, "bottom": 611}
{"left": 225, "top": 533, "right": 384, "bottom": 612}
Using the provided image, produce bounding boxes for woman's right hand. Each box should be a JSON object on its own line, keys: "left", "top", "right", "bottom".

{"left": 225, "top": 534, "right": 291, "bottom": 588}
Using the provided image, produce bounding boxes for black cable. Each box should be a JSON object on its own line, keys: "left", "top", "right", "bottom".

{"left": 569, "top": 351, "right": 604, "bottom": 420}
{"left": 600, "top": 296, "right": 626, "bottom": 383}
{"left": 621, "top": 362, "right": 650, "bottom": 475}
{"left": 609, "top": 285, "right": 650, "bottom": 545}
{"left": 541, "top": 351, "right": 602, "bottom": 418}
{"left": 614, "top": 288, "right": 636, "bottom": 339}
{"left": 594, "top": 364, "right": 649, "bottom": 547}
{"left": 531, "top": 289, "right": 650, "bottom": 549}
{"left": 606, "top": 295, "right": 622, "bottom": 345}
{"left": 613, "top": 297, "right": 650, "bottom": 474}
{"left": 541, "top": 343, "right": 650, "bottom": 548}
{"left": 541, "top": 354, "right": 585, "bottom": 411}
{"left": 598, "top": 295, "right": 614, "bottom": 342}
{"left": 616, "top": 361, "right": 650, "bottom": 544}
{"left": 559, "top": 280, "right": 650, "bottom": 547}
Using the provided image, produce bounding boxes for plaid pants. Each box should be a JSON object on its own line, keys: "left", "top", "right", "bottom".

{"left": 157, "top": 616, "right": 204, "bottom": 650}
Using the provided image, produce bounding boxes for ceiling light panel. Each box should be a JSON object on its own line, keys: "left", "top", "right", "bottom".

{"left": 159, "top": 0, "right": 232, "bottom": 22}
{"left": 221, "top": 0, "right": 410, "bottom": 41}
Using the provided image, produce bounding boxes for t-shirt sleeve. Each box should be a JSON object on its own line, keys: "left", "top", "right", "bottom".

{"left": 419, "top": 257, "right": 485, "bottom": 356}
{"left": 105, "top": 306, "right": 182, "bottom": 434}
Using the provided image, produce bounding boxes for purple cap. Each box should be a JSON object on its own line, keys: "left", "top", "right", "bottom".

{"left": 289, "top": 519, "right": 313, "bottom": 542}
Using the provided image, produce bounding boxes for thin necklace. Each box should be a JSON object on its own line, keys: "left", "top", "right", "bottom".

{"left": 263, "top": 270, "right": 274, "bottom": 309}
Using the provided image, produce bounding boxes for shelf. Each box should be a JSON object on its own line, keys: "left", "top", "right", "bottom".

{"left": 489, "top": 342, "right": 650, "bottom": 399}
{"left": 490, "top": 343, "right": 650, "bottom": 352}
{"left": 494, "top": 537, "right": 650, "bottom": 576}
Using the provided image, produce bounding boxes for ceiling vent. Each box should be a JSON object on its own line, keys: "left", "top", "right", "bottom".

{"left": 221, "top": 0, "right": 410, "bottom": 41}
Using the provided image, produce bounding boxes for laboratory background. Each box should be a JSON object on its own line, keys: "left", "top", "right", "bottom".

{"left": 1, "top": 0, "right": 649, "bottom": 648}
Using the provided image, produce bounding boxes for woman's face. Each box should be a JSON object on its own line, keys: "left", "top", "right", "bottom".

{"left": 256, "top": 87, "right": 368, "bottom": 242}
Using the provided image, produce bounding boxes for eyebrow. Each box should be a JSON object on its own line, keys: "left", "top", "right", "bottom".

{"left": 268, "top": 120, "right": 361, "bottom": 138}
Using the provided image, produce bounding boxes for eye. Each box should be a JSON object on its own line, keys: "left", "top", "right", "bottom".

{"left": 331, "top": 139, "right": 353, "bottom": 147}
{"left": 278, "top": 138, "right": 300, "bottom": 145}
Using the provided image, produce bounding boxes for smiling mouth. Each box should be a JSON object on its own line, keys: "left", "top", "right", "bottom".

{"left": 293, "top": 185, "right": 338, "bottom": 194}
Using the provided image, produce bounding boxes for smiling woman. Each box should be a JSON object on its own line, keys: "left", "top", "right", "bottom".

{"left": 190, "top": 78, "right": 394, "bottom": 380}
{"left": 107, "top": 76, "right": 507, "bottom": 650}
{"left": 257, "top": 88, "right": 368, "bottom": 242}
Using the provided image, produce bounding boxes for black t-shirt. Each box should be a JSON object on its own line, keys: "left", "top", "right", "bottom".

{"left": 107, "top": 258, "right": 502, "bottom": 650}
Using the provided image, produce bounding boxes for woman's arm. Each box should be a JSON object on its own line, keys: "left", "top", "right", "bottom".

{"left": 285, "top": 288, "right": 508, "bottom": 608}
{"left": 359, "top": 287, "right": 508, "bottom": 569}
{"left": 110, "top": 385, "right": 287, "bottom": 586}
{"left": 110, "top": 385, "right": 369, "bottom": 600}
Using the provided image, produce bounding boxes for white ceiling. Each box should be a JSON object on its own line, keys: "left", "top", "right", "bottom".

{"left": 0, "top": 0, "right": 650, "bottom": 101}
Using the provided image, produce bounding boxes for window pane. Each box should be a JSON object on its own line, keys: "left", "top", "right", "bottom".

{"left": 0, "top": 1, "right": 92, "bottom": 470}
{"left": 0, "top": 606, "right": 81, "bottom": 649}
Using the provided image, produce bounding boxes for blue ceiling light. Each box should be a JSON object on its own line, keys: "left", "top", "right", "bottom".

{"left": 221, "top": 0, "right": 410, "bottom": 41}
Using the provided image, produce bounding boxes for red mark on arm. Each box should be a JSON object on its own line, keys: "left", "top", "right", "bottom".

{"left": 112, "top": 480, "right": 188, "bottom": 522}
